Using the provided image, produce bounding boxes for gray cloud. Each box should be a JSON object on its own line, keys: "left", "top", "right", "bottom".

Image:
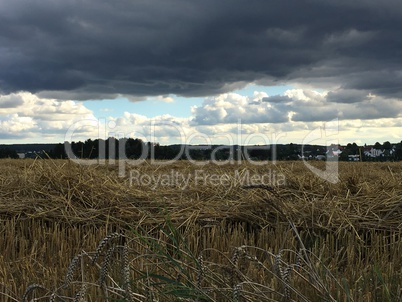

{"left": 0, "top": 94, "right": 24, "bottom": 108}
{"left": 262, "top": 95, "right": 293, "bottom": 103}
{"left": 0, "top": 0, "right": 402, "bottom": 101}
{"left": 326, "top": 89, "right": 369, "bottom": 103}
{"left": 288, "top": 90, "right": 402, "bottom": 122}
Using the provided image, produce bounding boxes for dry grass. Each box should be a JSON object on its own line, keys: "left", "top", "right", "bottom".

{"left": 0, "top": 159, "right": 401, "bottom": 301}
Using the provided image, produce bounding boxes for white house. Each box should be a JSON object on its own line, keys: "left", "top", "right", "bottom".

{"left": 364, "top": 148, "right": 384, "bottom": 158}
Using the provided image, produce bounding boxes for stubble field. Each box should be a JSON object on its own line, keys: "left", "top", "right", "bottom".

{"left": 0, "top": 159, "right": 401, "bottom": 301}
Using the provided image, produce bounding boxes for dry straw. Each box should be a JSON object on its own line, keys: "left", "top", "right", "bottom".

{"left": 0, "top": 159, "right": 400, "bottom": 301}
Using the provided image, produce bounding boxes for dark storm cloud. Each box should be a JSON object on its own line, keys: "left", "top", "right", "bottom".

{"left": 1, "top": 0, "right": 402, "bottom": 100}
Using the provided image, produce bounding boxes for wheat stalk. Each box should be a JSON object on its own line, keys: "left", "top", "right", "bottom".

{"left": 49, "top": 292, "right": 56, "bottom": 302}
{"left": 230, "top": 246, "right": 244, "bottom": 287}
{"left": 233, "top": 283, "right": 242, "bottom": 302}
{"left": 274, "top": 250, "right": 284, "bottom": 279}
{"left": 231, "top": 246, "right": 243, "bottom": 267}
{"left": 92, "top": 233, "right": 122, "bottom": 265}
{"left": 197, "top": 254, "right": 205, "bottom": 287}
{"left": 282, "top": 265, "right": 293, "bottom": 302}
{"left": 99, "top": 246, "right": 115, "bottom": 287}
{"left": 63, "top": 253, "right": 83, "bottom": 288}
{"left": 121, "top": 243, "right": 135, "bottom": 302}
{"left": 73, "top": 283, "right": 88, "bottom": 302}
{"left": 21, "top": 284, "right": 48, "bottom": 302}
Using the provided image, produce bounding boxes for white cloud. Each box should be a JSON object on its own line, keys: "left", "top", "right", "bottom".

{"left": 0, "top": 114, "right": 36, "bottom": 132}
{"left": 0, "top": 92, "right": 96, "bottom": 142}
{"left": 97, "top": 88, "right": 402, "bottom": 145}
{"left": 190, "top": 88, "right": 400, "bottom": 126}
{"left": 284, "top": 89, "right": 326, "bottom": 103}
{"left": 191, "top": 92, "right": 288, "bottom": 125}
{"left": 154, "top": 95, "right": 175, "bottom": 103}
{"left": 123, "top": 112, "right": 149, "bottom": 125}
{"left": 1, "top": 87, "right": 402, "bottom": 145}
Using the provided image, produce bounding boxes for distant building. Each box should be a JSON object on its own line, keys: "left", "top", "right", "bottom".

{"left": 348, "top": 154, "right": 360, "bottom": 161}
{"left": 326, "top": 144, "right": 343, "bottom": 158}
{"left": 364, "top": 148, "right": 384, "bottom": 158}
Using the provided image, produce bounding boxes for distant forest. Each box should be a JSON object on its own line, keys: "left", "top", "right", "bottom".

{"left": 5, "top": 138, "right": 401, "bottom": 161}
{"left": 1, "top": 138, "right": 402, "bottom": 161}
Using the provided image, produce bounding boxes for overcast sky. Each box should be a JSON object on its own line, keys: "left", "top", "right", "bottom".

{"left": 1, "top": 0, "right": 401, "bottom": 145}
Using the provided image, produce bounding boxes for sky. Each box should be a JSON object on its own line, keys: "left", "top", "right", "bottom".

{"left": 1, "top": 0, "right": 402, "bottom": 146}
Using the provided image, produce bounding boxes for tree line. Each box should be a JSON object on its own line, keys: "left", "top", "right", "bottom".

{"left": 44, "top": 138, "right": 402, "bottom": 161}
{"left": 2, "top": 138, "right": 401, "bottom": 161}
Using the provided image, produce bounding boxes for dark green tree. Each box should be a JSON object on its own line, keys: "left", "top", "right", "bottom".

{"left": 383, "top": 141, "right": 392, "bottom": 150}
{"left": 374, "top": 142, "right": 382, "bottom": 149}
{"left": 0, "top": 148, "right": 19, "bottom": 159}
{"left": 49, "top": 143, "right": 67, "bottom": 159}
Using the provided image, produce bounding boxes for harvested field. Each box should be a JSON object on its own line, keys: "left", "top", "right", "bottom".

{"left": 0, "top": 159, "right": 401, "bottom": 301}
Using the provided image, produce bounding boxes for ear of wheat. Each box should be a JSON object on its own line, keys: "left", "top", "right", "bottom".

{"left": 63, "top": 253, "right": 83, "bottom": 288}
{"left": 21, "top": 284, "right": 48, "bottom": 302}
{"left": 233, "top": 283, "right": 242, "bottom": 302}
{"left": 274, "top": 250, "right": 284, "bottom": 279}
{"left": 92, "top": 233, "right": 123, "bottom": 265}
{"left": 196, "top": 254, "right": 204, "bottom": 289}
{"left": 73, "top": 283, "right": 88, "bottom": 302}
{"left": 99, "top": 246, "right": 115, "bottom": 287}
{"left": 282, "top": 265, "right": 292, "bottom": 302}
